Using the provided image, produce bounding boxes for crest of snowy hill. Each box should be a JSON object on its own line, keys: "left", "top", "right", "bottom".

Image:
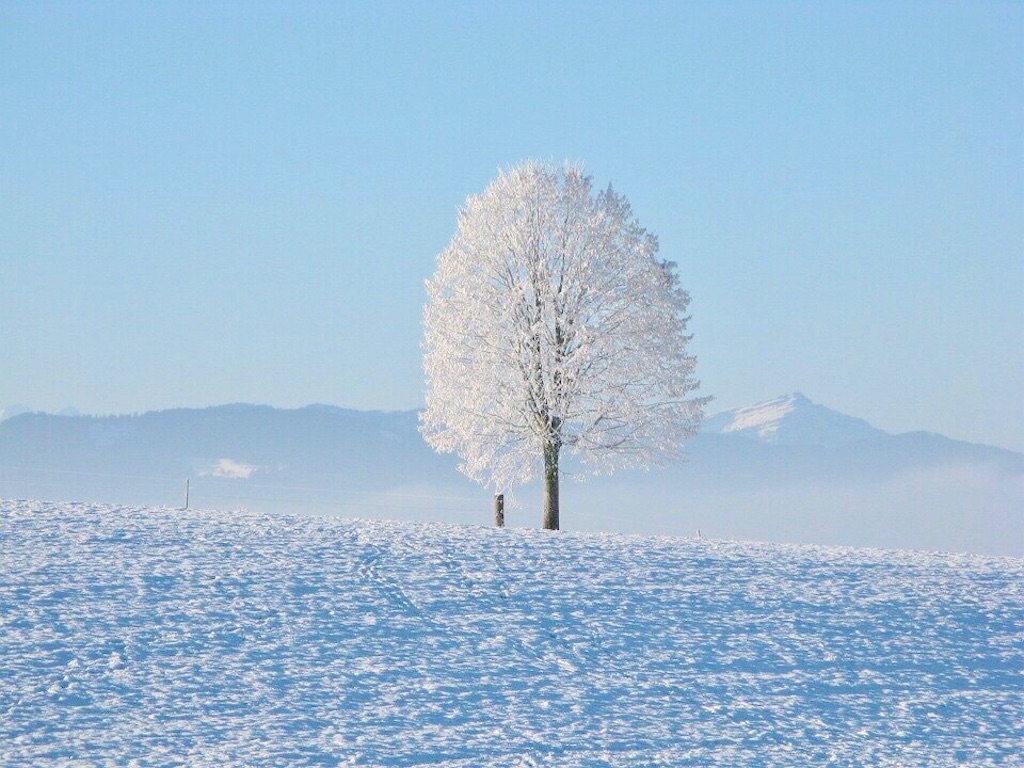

{"left": 702, "top": 393, "right": 887, "bottom": 445}
{"left": 1, "top": 499, "right": 1021, "bottom": 767}
{"left": 1, "top": 399, "right": 1021, "bottom": 556}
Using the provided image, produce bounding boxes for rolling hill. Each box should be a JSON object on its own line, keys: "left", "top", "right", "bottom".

{"left": 1, "top": 499, "right": 1020, "bottom": 766}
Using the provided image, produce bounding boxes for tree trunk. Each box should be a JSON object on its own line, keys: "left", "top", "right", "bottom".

{"left": 542, "top": 438, "right": 560, "bottom": 530}
{"left": 494, "top": 494, "right": 505, "bottom": 527}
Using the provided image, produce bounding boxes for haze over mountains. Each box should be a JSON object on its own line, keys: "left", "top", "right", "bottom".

{"left": 1, "top": 395, "right": 1020, "bottom": 556}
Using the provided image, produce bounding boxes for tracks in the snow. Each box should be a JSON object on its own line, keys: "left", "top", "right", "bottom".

{"left": 356, "top": 542, "right": 431, "bottom": 622}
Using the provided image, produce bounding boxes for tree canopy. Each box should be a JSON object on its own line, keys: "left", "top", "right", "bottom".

{"left": 421, "top": 161, "right": 709, "bottom": 529}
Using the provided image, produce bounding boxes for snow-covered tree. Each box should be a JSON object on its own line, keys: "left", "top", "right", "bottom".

{"left": 421, "top": 161, "right": 709, "bottom": 530}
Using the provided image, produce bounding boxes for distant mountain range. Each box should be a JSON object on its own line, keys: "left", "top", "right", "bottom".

{"left": 1, "top": 396, "right": 1021, "bottom": 556}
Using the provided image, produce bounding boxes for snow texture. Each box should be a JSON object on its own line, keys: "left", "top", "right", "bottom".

{"left": 1, "top": 499, "right": 1021, "bottom": 766}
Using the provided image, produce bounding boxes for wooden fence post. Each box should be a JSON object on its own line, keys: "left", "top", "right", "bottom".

{"left": 494, "top": 493, "right": 504, "bottom": 527}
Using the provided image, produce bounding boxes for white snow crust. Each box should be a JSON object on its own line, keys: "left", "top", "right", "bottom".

{"left": 704, "top": 393, "right": 886, "bottom": 445}
{"left": 1, "top": 499, "right": 1021, "bottom": 766}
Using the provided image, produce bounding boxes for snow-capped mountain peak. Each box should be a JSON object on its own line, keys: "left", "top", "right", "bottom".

{"left": 702, "top": 393, "right": 887, "bottom": 445}
{"left": 719, "top": 393, "right": 809, "bottom": 439}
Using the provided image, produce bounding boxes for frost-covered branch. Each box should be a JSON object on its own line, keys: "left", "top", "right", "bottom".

{"left": 421, "top": 161, "right": 709, "bottom": 526}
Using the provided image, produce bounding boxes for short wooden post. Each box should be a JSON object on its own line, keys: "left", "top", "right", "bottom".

{"left": 493, "top": 493, "right": 504, "bottom": 527}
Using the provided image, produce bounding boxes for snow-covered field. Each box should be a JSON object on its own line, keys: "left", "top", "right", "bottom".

{"left": 1, "top": 499, "right": 1021, "bottom": 767}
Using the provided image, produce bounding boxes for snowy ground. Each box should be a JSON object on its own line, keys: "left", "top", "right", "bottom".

{"left": 1, "top": 499, "right": 1021, "bottom": 767}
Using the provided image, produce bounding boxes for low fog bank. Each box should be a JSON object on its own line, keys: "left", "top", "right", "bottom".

{"left": 1, "top": 405, "right": 1021, "bottom": 556}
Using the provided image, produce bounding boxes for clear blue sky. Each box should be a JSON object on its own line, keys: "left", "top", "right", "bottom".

{"left": 2, "top": 1, "right": 1022, "bottom": 452}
